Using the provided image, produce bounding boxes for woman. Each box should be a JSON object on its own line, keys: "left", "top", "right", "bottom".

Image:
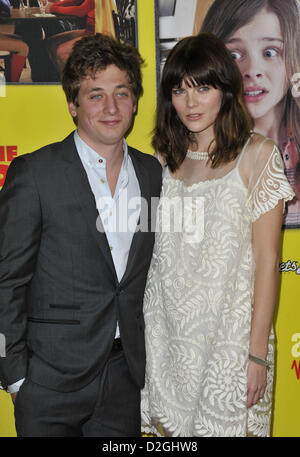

{"left": 13, "top": 0, "right": 85, "bottom": 82}
{"left": 0, "top": 33, "right": 28, "bottom": 82}
{"left": 141, "top": 33, "right": 294, "bottom": 437}
{"left": 0, "top": 0, "right": 28, "bottom": 82}
{"left": 46, "top": 0, "right": 117, "bottom": 70}
{"left": 47, "top": 0, "right": 94, "bottom": 32}
{"left": 200, "top": 0, "right": 300, "bottom": 228}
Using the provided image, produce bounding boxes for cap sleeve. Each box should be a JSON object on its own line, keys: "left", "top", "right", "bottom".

{"left": 248, "top": 141, "right": 295, "bottom": 222}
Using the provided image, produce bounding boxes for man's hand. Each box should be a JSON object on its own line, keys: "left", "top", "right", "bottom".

{"left": 11, "top": 392, "right": 18, "bottom": 404}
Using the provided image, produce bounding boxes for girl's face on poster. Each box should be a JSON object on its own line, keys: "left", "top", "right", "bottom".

{"left": 225, "top": 8, "right": 288, "bottom": 122}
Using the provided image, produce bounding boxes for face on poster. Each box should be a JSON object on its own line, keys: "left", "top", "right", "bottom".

{"left": 157, "top": 0, "right": 300, "bottom": 229}
{"left": 0, "top": 0, "right": 137, "bottom": 85}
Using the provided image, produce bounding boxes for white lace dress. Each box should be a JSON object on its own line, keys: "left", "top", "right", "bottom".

{"left": 141, "top": 135, "right": 295, "bottom": 437}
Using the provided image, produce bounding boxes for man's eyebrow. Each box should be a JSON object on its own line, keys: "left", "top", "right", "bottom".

{"left": 85, "top": 86, "right": 103, "bottom": 93}
{"left": 86, "top": 84, "right": 131, "bottom": 92}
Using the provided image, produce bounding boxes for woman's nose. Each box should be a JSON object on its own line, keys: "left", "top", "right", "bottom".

{"left": 186, "top": 90, "right": 197, "bottom": 107}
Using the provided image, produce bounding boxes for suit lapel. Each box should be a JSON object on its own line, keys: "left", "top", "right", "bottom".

{"left": 120, "top": 147, "right": 151, "bottom": 286}
{"left": 60, "top": 135, "right": 151, "bottom": 285}
{"left": 61, "top": 134, "right": 117, "bottom": 281}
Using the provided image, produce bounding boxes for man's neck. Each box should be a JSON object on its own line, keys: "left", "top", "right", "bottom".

{"left": 76, "top": 130, "right": 125, "bottom": 196}
{"left": 77, "top": 131, "right": 124, "bottom": 165}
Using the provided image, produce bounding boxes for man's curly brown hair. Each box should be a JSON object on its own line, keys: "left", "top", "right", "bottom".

{"left": 62, "top": 33, "right": 144, "bottom": 111}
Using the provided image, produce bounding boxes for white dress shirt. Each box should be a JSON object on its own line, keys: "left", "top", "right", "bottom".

{"left": 75, "top": 131, "right": 141, "bottom": 286}
{"left": 8, "top": 131, "right": 141, "bottom": 393}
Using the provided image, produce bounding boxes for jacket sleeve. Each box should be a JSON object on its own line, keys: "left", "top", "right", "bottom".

{"left": 0, "top": 156, "right": 42, "bottom": 388}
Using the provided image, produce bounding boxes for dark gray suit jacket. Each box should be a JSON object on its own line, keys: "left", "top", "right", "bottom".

{"left": 0, "top": 132, "right": 162, "bottom": 392}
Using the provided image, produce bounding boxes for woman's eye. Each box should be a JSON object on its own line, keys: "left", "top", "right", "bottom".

{"left": 198, "top": 86, "right": 209, "bottom": 92}
{"left": 172, "top": 88, "right": 184, "bottom": 95}
{"left": 230, "top": 50, "right": 242, "bottom": 60}
{"left": 263, "top": 48, "right": 279, "bottom": 58}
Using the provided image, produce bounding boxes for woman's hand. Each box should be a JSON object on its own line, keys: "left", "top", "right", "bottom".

{"left": 247, "top": 361, "right": 267, "bottom": 408}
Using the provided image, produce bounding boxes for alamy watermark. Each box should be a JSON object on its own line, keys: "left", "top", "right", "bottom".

{"left": 0, "top": 333, "right": 6, "bottom": 357}
{"left": 95, "top": 192, "right": 205, "bottom": 244}
{"left": 0, "top": 333, "right": 5, "bottom": 390}
{"left": 0, "top": 74, "right": 6, "bottom": 98}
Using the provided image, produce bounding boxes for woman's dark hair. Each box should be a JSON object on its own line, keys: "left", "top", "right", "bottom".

{"left": 152, "top": 32, "right": 253, "bottom": 172}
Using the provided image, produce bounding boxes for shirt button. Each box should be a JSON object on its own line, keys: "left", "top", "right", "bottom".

{"left": 98, "top": 158, "right": 103, "bottom": 163}
{"left": 109, "top": 246, "right": 113, "bottom": 250}
{"left": 100, "top": 179, "right": 105, "bottom": 183}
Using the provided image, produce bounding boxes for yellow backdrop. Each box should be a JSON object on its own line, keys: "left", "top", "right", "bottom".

{"left": 273, "top": 228, "right": 300, "bottom": 437}
{"left": 0, "top": 0, "right": 299, "bottom": 438}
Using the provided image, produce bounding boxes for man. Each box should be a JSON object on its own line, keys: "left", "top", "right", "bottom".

{"left": 0, "top": 33, "right": 162, "bottom": 437}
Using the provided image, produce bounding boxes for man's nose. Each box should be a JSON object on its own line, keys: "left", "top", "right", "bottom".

{"left": 104, "top": 95, "right": 118, "bottom": 114}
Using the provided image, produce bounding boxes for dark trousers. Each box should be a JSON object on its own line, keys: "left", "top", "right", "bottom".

{"left": 14, "top": 344, "right": 141, "bottom": 437}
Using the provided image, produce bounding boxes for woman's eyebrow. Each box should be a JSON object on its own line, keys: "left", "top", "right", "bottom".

{"left": 226, "top": 36, "right": 283, "bottom": 44}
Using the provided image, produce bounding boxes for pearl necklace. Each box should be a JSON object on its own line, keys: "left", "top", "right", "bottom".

{"left": 186, "top": 149, "right": 209, "bottom": 160}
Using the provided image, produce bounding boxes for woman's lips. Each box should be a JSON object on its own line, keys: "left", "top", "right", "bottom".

{"left": 243, "top": 87, "right": 269, "bottom": 103}
{"left": 186, "top": 113, "right": 203, "bottom": 120}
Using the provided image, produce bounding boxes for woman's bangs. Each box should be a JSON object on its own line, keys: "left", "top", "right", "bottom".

{"left": 180, "top": 57, "right": 220, "bottom": 89}
{"left": 167, "top": 68, "right": 219, "bottom": 92}
{"left": 163, "top": 43, "right": 223, "bottom": 95}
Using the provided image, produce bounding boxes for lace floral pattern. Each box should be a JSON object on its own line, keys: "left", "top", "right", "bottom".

{"left": 250, "top": 146, "right": 295, "bottom": 222}
{"left": 141, "top": 144, "right": 294, "bottom": 437}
